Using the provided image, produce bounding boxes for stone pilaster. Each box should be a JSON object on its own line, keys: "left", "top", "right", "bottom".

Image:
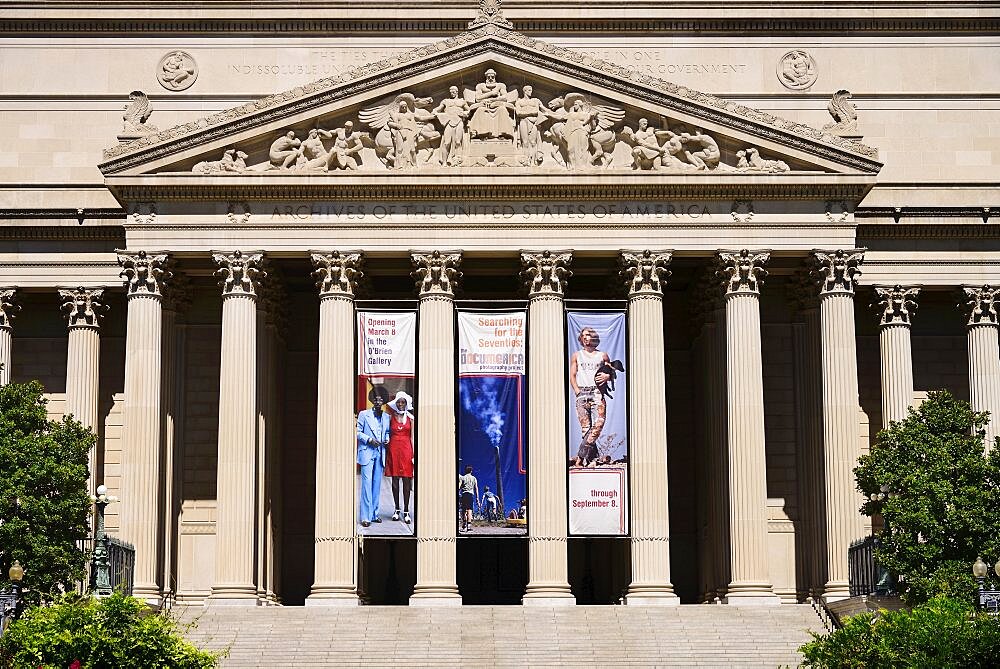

{"left": 874, "top": 285, "right": 919, "bottom": 427}
{"left": 962, "top": 285, "right": 1000, "bottom": 449}
{"left": 117, "top": 250, "right": 171, "bottom": 603}
{"left": 410, "top": 250, "right": 463, "bottom": 606}
{"left": 59, "top": 287, "right": 107, "bottom": 494}
{"left": 308, "top": 251, "right": 363, "bottom": 606}
{"left": 813, "top": 249, "right": 866, "bottom": 602}
{"left": 209, "top": 250, "right": 265, "bottom": 605}
{"left": 0, "top": 289, "right": 21, "bottom": 386}
{"left": 717, "top": 250, "right": 779, "bottom": 605}
{"left": 521, "top": 250, "right": 576, "bottom": 606}
{"left": 620, "top": 250, "right": 680, "bottom": 605}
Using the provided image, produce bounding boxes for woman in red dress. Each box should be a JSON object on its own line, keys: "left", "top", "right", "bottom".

{"left": 385, "top": 390, "right": 415, "bottom": 524}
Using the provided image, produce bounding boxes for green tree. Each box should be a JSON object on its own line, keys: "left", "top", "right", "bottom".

{"left": 0, "top": 379, "right": 93, "bottom": 606}
{"left": 855, "top": 390, "right": 1000, "bottom": 603}
{"left": 0, "top": 592, "right": 220, "bottom": 668}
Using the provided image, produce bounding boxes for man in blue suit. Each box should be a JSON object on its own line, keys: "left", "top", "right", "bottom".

{"left": 357, "top": 385, "right": 391, "bottom": 527}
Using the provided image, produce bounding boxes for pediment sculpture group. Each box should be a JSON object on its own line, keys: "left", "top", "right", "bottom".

{"left": 188, "top": 69, "right": 791, "bottom": 174}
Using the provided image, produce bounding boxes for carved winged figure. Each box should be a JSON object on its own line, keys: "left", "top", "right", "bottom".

{"left": 121, "top": 91, "right": 158, "bottom": 137}
{"left": 822, "top": 89, "right": 858, "bottom": 136}
{"left": 545, "top": 93, "right": 624, "bottom": 169}
{"left": 360, "top": 93, "right": 438, "bottom": 168}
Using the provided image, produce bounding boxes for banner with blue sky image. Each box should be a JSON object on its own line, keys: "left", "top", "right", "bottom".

{"left": 457, "top": 311, "right": 527, "bottom": 537}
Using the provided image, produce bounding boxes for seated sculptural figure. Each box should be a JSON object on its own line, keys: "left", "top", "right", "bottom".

{"left": 466, "top": 69, "right": 516, "bottom": 140}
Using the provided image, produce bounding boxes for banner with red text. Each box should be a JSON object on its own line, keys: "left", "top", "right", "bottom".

{"left": 356, "top": 311, "right": 416, "bottom": 536}
{"left": 566, "top": 311, "right": 629, "bottom": 536}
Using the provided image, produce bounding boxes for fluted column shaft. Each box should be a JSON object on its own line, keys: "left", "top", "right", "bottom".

{"left": 410, "top": 250, "right": 462, "bottom": 605}
{"left": 210, "top": 250, "right": 265, "bottom": 605}
{"left": 522, "top": 250, "right": 575, "bottom": 605}
{"left": 964, "top": 286, "right": 1000, "bottom": 450}
{"left": 0, "top": 289, "right": 21, "bottom": 386}
{"left": 880, "top": 325, "right": 914, "bottom": 426}
{"left": 968, "top": 324, "right": 1000, "bottom": 447}
{"left": 60, "top": 287, "right": 107, "bottom": 497}
{"left": 815, "top": 250, "right": 866, "bottom": 602}
{"left": 117, "top": 250, "right": 171, "bottom": 605}
{"left": 875, "top": 285, "right": 919, "bottom": 427}
{"left": 621, "top": 250, "right": 679, "bottom": 605}
{"left": 120, "top": 292, "right": 164, "bottom": 601}
{"left": 718, "top": 250, "right": 778, "bottom": 605}
{"left": 308, "top": 252, "right": 360, "bottom": 604}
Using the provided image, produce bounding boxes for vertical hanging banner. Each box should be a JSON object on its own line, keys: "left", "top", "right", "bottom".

{"left": 566, "top": 311, "right": 629, "bottom": 536}
{"left": 457, "top": 311, "right": 528, "bottom": 536}
{"left": 356, "top": 310, "right": 417, "bottom": 536}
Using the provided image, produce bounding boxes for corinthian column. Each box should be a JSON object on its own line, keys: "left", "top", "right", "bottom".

{"left": 117, "top": 250, "right": 171, "bottom": 603}
{"left": 963, "top": 286, "right": 1000, "bottom": 449}
{"left": 718, "top": 250, "right": 779, "bottom": 605}
{"left": 874, "top": 285, "right": 919, "bottom": 427}
{"left": 0, "top": 289, "right": 21, "bottom": 386}
{"left": 621, "top": 251, "right": 680, "bottom": 605}
{"left": 814, "top": 249, "right": 866, "bottom": 602}
{"left": 210, "top": 250, "right": 265, "bottom": 605}
{"left": 308, "top": 251, "right": 363, "bottom": 606}
{"left": 521, "top": 250, "right": 576, "bottom": 605}
{"left": 409, "top": 250, "right": 463, "bottom": 606}
{"left": 59, "top": 287, "right": 108, "bottom": 492}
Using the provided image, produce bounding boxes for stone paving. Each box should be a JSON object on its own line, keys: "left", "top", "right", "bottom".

{"left": 178, "top": 603, "right": 822, "bottom": 667}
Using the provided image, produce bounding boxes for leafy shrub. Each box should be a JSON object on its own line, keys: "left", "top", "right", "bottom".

{"left": 855, "top": 390, "right": 1000, "bottom": 603}
{"left": 800, "top": 596, "right": 1000, "bottom": 668}
{"left": 0, "top": 592, "right": 220, "bottom": 668}
{"left": 0, "top": 380, "right": 92, "bottom": 606}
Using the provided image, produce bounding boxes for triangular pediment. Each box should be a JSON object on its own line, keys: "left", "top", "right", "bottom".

{"left": 99, "top": 19, "right": 881, "bottom": 200}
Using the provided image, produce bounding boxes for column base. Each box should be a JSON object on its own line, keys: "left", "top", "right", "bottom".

{"left": 523, "top": 585, "right": 576, "bottom": 606}
{"left": 410, "top": 584, "right": 462, "bottom": 606}
{"left": 625, "top": 588, "right": 681, "bottom": 606}
{"left": 306, "top": 584, "right": 358, "bottom": 606}
{"left": 131, "top": 585, "right": 163, "bottom": 609}
{"left": 207, "top": 584, "right": 260, "bottom": 606}
{"left": 822, "top": 581, "right": 851, "bottom": 604}
{"left": 723, "top": 589, "right": 781, "bottom": 607}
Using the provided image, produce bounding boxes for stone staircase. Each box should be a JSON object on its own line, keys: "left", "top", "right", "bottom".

{"left": 177, "top": 604, "right": 822, "bottom": 667}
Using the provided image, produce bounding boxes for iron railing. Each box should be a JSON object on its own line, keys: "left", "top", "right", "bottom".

{"left": 848, "top": 534, "right": 896, "bottom": 597}
{"left": 78, "top": 536, "right": 136, "bottom": 596}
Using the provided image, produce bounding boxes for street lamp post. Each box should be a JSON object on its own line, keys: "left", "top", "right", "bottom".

{"left": 90, "top": 484, "right": 118, "bottom": 597}
{"left": 972, "top": 557, "right": 1000, "bottom": 613}
{"left": 867, "top": 484, "right": 896, "bottom": 595}
{"left": 0, "top": 560, "right": 24, "bottom": 635}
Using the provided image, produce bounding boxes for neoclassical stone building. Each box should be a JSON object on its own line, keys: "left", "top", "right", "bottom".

{"left": 1, "top": 0, "right": 998, "bottom": 608}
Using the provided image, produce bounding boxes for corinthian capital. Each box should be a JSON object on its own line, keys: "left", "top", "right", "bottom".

{"left": 718, "top": 249, "right": 770, "bottom": 295}
{"left": 58, "top": 287, "right": 108, "bottom": 329}
{"left": 213, "top": 250, "right": 266, "bottom": 297}
{"left": 962, "top": 285, "right": 999, "bottom": 326}
{"left": 521, "top": 250, "right": 572, "bottom": 297}
{"left": 0, "top": 289, "right": 20, "bottom": 329}
{"left": 620, "top": 250, "right": 672, "bottom": 297}
{"left": 873, "top": 285, "right": 919, "bottom": 326}
{"left": 813, "top": 249, "right": 865, "bottom": 295}
{"left": 117, "top": 250, "right": 171, "bottom": 297}
{"left": 311, "top": 251, "right": 363, "bottom": 299}
{"left": 411, "top": 250, "right": 461, "bottom": 297}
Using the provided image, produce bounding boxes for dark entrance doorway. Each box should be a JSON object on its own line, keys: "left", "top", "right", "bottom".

{"left": 457, "top": 537, "right": 528, "bottom": 604}
{"left": 359, "top": 538, "right": 416, "bottom": 605}
{"left": 569, "top": 538, "right": 631, "bottom": 604}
